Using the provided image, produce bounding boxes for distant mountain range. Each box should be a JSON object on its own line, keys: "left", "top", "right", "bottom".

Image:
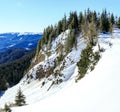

{"left": 0, "top": 32, "right": 42, "bottom": 64}
{"left": 0, "top": 32, "right": 42, "bottom": 52}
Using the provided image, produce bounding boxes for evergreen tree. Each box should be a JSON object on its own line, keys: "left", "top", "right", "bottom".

{"left": 4, "top": 104, "right": 11, "bottom": 112}
{"left": 86, "top": 8, "right": 92, "bottom": 22}
{"left": 77, "top": 44, "right": 92, "bottom": 80}
{"left": 56, "top": 20, "right": 62, "bottom": 35}
{"left": 100, "top": 9, "right": 110, "bottom": 32}
{"left": 117, "top": 17, "right": 120, "bottom": 28}
{"left": 0, "top": 77, "right": 7, "bottom": 91}
{"left": 92, "top": 11, "right": 97, "bottom": 23}
{"left": 78, "top": 12, "right": 83, "bottom": 32}
{"left": 73, "top": 11, "right": 79, "bottom": 31}
{"left": 65, "top": 29, "right": 76, "bottom": 53}
{"left": 68, "top": 11, "right": 78, "bottom": 31}
{"left": 62, "top": 14, "right": 67, "bottom": 32}
{"left": 15, "top": 87, "right": 26, "bottom": 106}
{"left": 110, "top": 13, "right": 115, "bottom": 25}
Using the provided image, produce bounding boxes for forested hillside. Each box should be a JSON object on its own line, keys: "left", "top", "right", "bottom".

{"left": 33, "top": 9, "right": 119, "bottom": 81}
{"left": 0, "top": 50, "right": 35, "bottom": 91}
{"left": 0, "top": 48, "right": 30, "bottom": 64}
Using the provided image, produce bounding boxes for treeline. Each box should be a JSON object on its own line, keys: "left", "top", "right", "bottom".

{"left": 0, "top": 50, "right": 35, "bottom": 91}
{"left": 36, "top": 8, "right": 120, "bottom": 55}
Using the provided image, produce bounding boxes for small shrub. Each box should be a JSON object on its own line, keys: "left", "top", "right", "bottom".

{"left": 3, "top": 103, "right": 11, "bottom": 112}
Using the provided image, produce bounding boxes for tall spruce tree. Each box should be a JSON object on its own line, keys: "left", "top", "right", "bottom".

{"left": 100, "top": 9, "right": 110, "bottom": 32}
{"left": 78, "top": 12, "right": 84, "bottom": 32}
{"left": 110, "top": 13, "right": 115, "bottom": 25}
{"left": 15, "top": 87, "right": 26, "bottom": 106}
{"left": 56, "top": 20, "right": 62, "bottom": 35}
{"left": 62, "top": 14, "right": 67, "bottom": 32}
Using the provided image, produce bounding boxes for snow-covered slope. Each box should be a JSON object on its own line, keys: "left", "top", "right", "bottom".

{"left": 0, "top": 29, "right": 120, "bottom": 112}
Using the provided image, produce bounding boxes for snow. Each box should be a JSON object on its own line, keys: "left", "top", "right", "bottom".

{"left": 8, "top": 44, "right": 16, "bottom": 48}
{"left": 18, "top": 32, "right": 41, "bottom": 36}
{"left": 25, "top": 48, "right": 30, "bottom": 50}
{"left": 28, "top": 43, "right": 33, "bottom": 46}
{"left": 0, "top": 29, "right": 120, "bottom": 112}
{"left": 19, "top": 37, "right": 23, "bottom": 40}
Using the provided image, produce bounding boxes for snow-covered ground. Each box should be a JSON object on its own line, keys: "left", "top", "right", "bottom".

{"left": 0, "top": 29, "right": 120, "bottom": 112}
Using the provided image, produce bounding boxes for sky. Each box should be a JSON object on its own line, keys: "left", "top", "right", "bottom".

{"left": 0, "top": 0, "right": 119, "bottom": 33}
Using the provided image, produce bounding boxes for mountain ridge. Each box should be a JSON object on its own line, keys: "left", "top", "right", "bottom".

{"left": 0, "top": 32, "right": 42, "bottom": 52}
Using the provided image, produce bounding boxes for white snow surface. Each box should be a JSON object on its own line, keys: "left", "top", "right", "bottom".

{"left": 18, "top": 32, "right": 41, "bottom": 36}
{"left": 0, "top": 29, "right": 120, "bottom": 112}
{"left": 8, "top": 44, "right": 16, "bottom": 48}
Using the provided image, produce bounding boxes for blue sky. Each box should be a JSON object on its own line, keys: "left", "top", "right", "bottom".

{"left": 0, "top": 0, "right": 119, "bottom": 33}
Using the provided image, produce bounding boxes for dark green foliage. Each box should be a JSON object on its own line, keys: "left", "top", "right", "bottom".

{"left": 4, "top": 104, "right": 11, "bottom": 112}
{"left": 15, "top": 88, "right": 26, "bottom": 106}
{"left": 93, "top": 51, "right": 100, "bottom": 65}
{"left": 56, "top": 21, "right": 62, "bottom": 35}
{"left": 0, "top": 50, "right": 35, "bottom": 91}
{"left": 0, "top": 48, "right": 30, "bottom": 65}
{"left": 68, "top": 11, "right": 78, "bottom": 31}
{"left": 78, "top": 12, "right": 84, "bottom": 32}
{"left": 100, "top": 9, "right": 110, "bottom": 32}
{"left": 62, "top": 14, "right": 67, "bottom": 32}
{"left": 110, "top": 13, "right": 115, "bottom": 25}
{"left": 77, "top": 43, "right": 100, "bottom": 81}
{"left": 0, "top": 77, "right": 8, "bottom": 91}
{"left": 77, "top": 44, "right": 92, "bottom": 80}
{"left": 109, "top": 13, "right": 115, "bottom": 34}
{"left": 117, "top": 17, "right": 120, "bottom": 28}
{"left": 36, "top": 9, "right": 119, "bottom": 56}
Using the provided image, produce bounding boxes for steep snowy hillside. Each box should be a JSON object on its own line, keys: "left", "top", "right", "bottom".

{"left": 0, "top": 29, "right": 120, "bottom": 112}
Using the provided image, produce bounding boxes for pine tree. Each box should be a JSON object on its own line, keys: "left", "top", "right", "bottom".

{"left": 68, "top": 11, "right": 78, "bottom": 31}
{"left": 117, "top": 17, "right": 120, "bottom": 28}
{"left": 100, "top": 9, "right": 110, "bottom": 32}
{"left": 73, "top": 11, "right": 79, "bottom": 31}
{"left": 62, "top": 14, "right": 67, "bottom": 32}
{"left": 110, "top": 13, "right": 115, "bottom": 25}
{"left": 86, "top": 8, "right": 93, "bottom": 22}
{"left": 77, "top": 44, "right": 92, "bottom": 80}
{"left": 15, "top": 87, "right": 26, "bottom": 106}
{"left": 4, "top": 104, "right": 11, "bottom": 112}
{"left": 65, "top": 29, "right": 76, "bottom": 53}
{"left": 56, "top": 20, "right": 62, "bottom": 35}
{"left": 78, "top": 12, "right": 83, "bottom": 32}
